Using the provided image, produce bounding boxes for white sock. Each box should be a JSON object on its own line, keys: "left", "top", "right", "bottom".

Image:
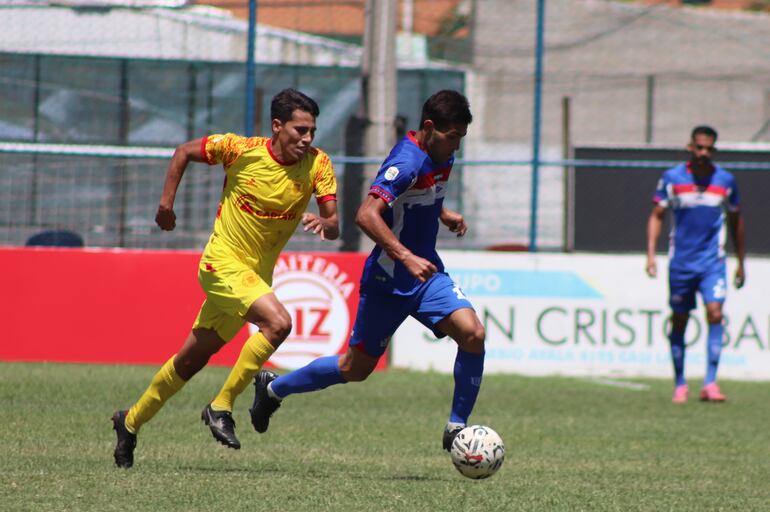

{"left": 266, "top": 382, "right": 283, "bottom": 401}
{"left": 446, "top": 421, "right": 465, "bottom": 432}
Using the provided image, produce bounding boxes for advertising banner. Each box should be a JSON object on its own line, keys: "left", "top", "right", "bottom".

{"left": 391, "top": 252, "right": 769, "bottom": 381}
{"left": 0, "top": 247, "right": 369, "bottom": 370}
{"left": 250, "top": 252, "right": 365, "bottom": 369}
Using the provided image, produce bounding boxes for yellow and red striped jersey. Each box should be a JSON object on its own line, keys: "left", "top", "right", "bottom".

{"left": 201, "top": 133, "right": 337, "bottom": 279}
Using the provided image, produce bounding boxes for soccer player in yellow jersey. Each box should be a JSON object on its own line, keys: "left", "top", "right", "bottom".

{"left": 111, "top": 88, "right": 338, "bottom": 468}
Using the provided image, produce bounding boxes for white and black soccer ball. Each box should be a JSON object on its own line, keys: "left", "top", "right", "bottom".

{"left": 449, "top": 425, "right": 505, "bottom": 479}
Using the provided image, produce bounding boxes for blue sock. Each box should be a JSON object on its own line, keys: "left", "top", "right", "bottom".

{"left": 449, "top": 349, "right": 485, "bottom": 425}
{"left": 669, "top": 331, "right": 686, "bottom": 387}
{"left": 704, "top": 322, "right": 724, "bottom": 385}
{"left": 270, "top": 355, "right": 347, "bottom": 399}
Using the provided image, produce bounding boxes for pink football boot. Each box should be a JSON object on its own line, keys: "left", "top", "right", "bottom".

{"left": 699, "top": 383, "right": 727, "bottom": 402}
{"left": 671, "top": 384, "right": 689, "bottom": 403}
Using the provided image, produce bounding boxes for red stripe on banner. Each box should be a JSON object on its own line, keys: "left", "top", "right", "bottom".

{"left": 0, "top": 247, "right": 382, "bottom": 370}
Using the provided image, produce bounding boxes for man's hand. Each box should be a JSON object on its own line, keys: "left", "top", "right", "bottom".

{"left": 402, "top": 253, "right": 438, "bottom": 283}
{"left": 440, "top": 209, "right": 467, "bottom": 237}
{"left": 302, "top": 213, "right": 328, "bottom": 241}
{"left": 734, "top": 265, "right": 746, "bottom": 289}
{"left": 645, "top": 257, "right": 657, "bottom": 278}
{"left": 156, "top": 205, "right": 176, "bottom": 231}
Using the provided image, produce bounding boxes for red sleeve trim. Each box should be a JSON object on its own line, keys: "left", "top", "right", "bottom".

{"left": 370, "top": 186, "right": 395, "bottom": 205}
{"left": 316, "top": 194, "right": 337, "bottom": 204}
{"left": 200, "top": 136, "right": 211, "bottom": 164}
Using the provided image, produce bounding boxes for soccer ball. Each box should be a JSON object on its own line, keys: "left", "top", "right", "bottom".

{"left": 449, "top": 425, "right": 505, "bottom": 479}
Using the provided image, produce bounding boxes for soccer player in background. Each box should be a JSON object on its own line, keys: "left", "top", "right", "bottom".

{"left": 249, "top": 90, "right": 486, "bottom": 452}
{"left": 646, "top": 125, "right": 746, "bottom": 403}
{"left": 111, "top": 88, "right": 339, "bottom": 468}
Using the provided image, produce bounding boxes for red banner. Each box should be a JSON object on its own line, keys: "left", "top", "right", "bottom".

{"left": 0, "top": 247, "right": 375, "bottom": 369}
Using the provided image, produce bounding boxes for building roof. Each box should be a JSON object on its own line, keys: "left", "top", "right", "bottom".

{"left": 194, "top": 0, "right": 466, "bottom": 37}
{"left": 0, "top": 2, "right": 461, "bottom": 68}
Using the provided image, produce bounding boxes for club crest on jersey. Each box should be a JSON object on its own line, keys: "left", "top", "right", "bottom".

{"left": 384, "top": 166, "right": 400, "bottom": 181}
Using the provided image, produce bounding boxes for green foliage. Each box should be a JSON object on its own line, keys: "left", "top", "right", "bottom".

{"left": 1, "top": 362, "right": 769, "bottom": 511}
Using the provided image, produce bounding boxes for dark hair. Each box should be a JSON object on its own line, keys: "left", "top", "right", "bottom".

{"left": 271, "top": 88, "right": 320, "bottom": 123}
{"left": 691, "top": 125, "right": 718, "bottom": 141}
{"left": 419, "top": 90, "right": 472, "bottom": 131}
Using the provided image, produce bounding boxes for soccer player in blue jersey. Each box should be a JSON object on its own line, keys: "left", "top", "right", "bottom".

{"left": 646, "top": 125, "right": 746, "bottom": 403}
{"left": 249, "top": 90, "right": 485, "bottom": 451}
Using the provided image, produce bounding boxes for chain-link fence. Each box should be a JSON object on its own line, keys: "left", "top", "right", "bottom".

{"left": 2, "top": 0, "right": 769, "bottom": 252}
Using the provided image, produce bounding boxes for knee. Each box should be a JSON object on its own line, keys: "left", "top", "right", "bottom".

{"left": 173, "top": 355, "right": 208, "bottom": 380}
{"left": 261, "top": 311, "right": 293, "bottom": 344}
{"left": 342, "top": 367, "right": 372, "bottom": 382}
{"left": 707, "top": 311, "right": 723, "bottom": 325}
{"left": 671, "top": 313, "right": 689, "bottom": 333}
{"left": 338, "top": 354, "right": 375, "bottom": 382}
{"left": 457, "top": 324, "right": 486, "bottom": 354}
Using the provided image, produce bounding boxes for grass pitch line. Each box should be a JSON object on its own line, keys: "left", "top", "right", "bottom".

{"left": 582, "top": 377, "right": 650, "bottom": 391}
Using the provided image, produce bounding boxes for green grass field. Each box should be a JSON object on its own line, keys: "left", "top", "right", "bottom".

{"left": 1, "top": 362, "right": 769, "bottom": 511}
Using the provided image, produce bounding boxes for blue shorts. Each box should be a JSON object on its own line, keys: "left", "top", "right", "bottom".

{"left": 669, "top": 265, "right": 727, "bottom": 313}
{"left": 349, "top": 272, "right": 474, "bottom": 357}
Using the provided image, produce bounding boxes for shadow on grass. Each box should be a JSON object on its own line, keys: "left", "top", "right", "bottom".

{"left": 176, "top": 464, "right": 448, "bottom": 482}
{"left": 381, "top": 475, "right": 446, "bottom": 482}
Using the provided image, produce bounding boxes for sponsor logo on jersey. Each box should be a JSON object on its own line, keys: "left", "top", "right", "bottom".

{"left": 235, "top": 194, "right": 297, "bottom": 220}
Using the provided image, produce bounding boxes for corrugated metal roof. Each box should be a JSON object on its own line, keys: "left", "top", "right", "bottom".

{"left": 0, "top": 3, "right": 461, "bottom": 69}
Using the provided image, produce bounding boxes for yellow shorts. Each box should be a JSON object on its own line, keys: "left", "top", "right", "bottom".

{"left": 192, "top": 239, "right": 273, "bottom": 342}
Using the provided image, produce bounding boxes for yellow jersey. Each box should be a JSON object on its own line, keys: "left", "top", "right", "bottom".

{"left": 200, "top": 133, "right": 337, "bottom": 279}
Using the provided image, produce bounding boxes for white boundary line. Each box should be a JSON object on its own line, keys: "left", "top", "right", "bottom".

{"left": 582, "top": 377, "right": 651, "bottom": 391}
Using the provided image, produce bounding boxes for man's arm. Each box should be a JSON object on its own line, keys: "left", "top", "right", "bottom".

{"left": 727, "top": 210, "right": 746, "bottom": 288}
{"left": 156, "top": 138, "right": 207, "bottom": 231}
{"left": 440, "top": 207, "right": 467, "bottom": 237}
{"left": 301, "top": 200, "right": 339, "bottom": 241}
{"left": 355, "top": 195, "right": 437, "bottom": 282}
{"left": 646, "top": 205, "right": 666, "bottom": 278}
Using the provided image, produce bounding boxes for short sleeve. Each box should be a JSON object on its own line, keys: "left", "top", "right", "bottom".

{"left": 202, "top": 133, "right": 247, "bottom": 168}
{"left": 312, "top": 150, "right": 337, "bottom": 203}
{"left": 653, "top": 174, "right": 670, "bottom": 208}
{"left": 726, "top": 173, "right": 740, "bottom": 212}
{"left": 369, "top": 158, "right": 421, "bottom": 206}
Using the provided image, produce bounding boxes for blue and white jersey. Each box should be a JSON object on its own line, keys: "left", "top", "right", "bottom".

{"left": 653, "top": 162, "right": 740, "bottom": 273}
{"left": 360, "top": 131, "right": 453, "bottom": 295}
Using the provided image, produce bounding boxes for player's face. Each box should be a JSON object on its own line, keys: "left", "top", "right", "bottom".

{"left": 424, "top": 122, "right": 468, "bottom": 163}
{"left": 688, "top": 133, "right": 716, "bottom": 167}
{"left": 273, "top": 109, "right": 317, "bottom": 163}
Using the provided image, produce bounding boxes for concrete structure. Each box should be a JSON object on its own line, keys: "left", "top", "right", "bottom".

{"left": 462, "top": 0, "right": 770, "bottom": 249}
{"left": 470, "top": 0, "right": 770, "bottom": 148}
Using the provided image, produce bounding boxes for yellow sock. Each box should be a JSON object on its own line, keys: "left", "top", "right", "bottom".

{"left": 210, "top": 332, "right": 276, "bottom": 412}
{"left": 125, "top": 356, "right": 186, "bottom": 433}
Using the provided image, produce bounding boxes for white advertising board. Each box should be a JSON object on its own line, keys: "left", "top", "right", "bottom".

{"left": 391, "top": 252, "right": 770, "bottom": 381}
